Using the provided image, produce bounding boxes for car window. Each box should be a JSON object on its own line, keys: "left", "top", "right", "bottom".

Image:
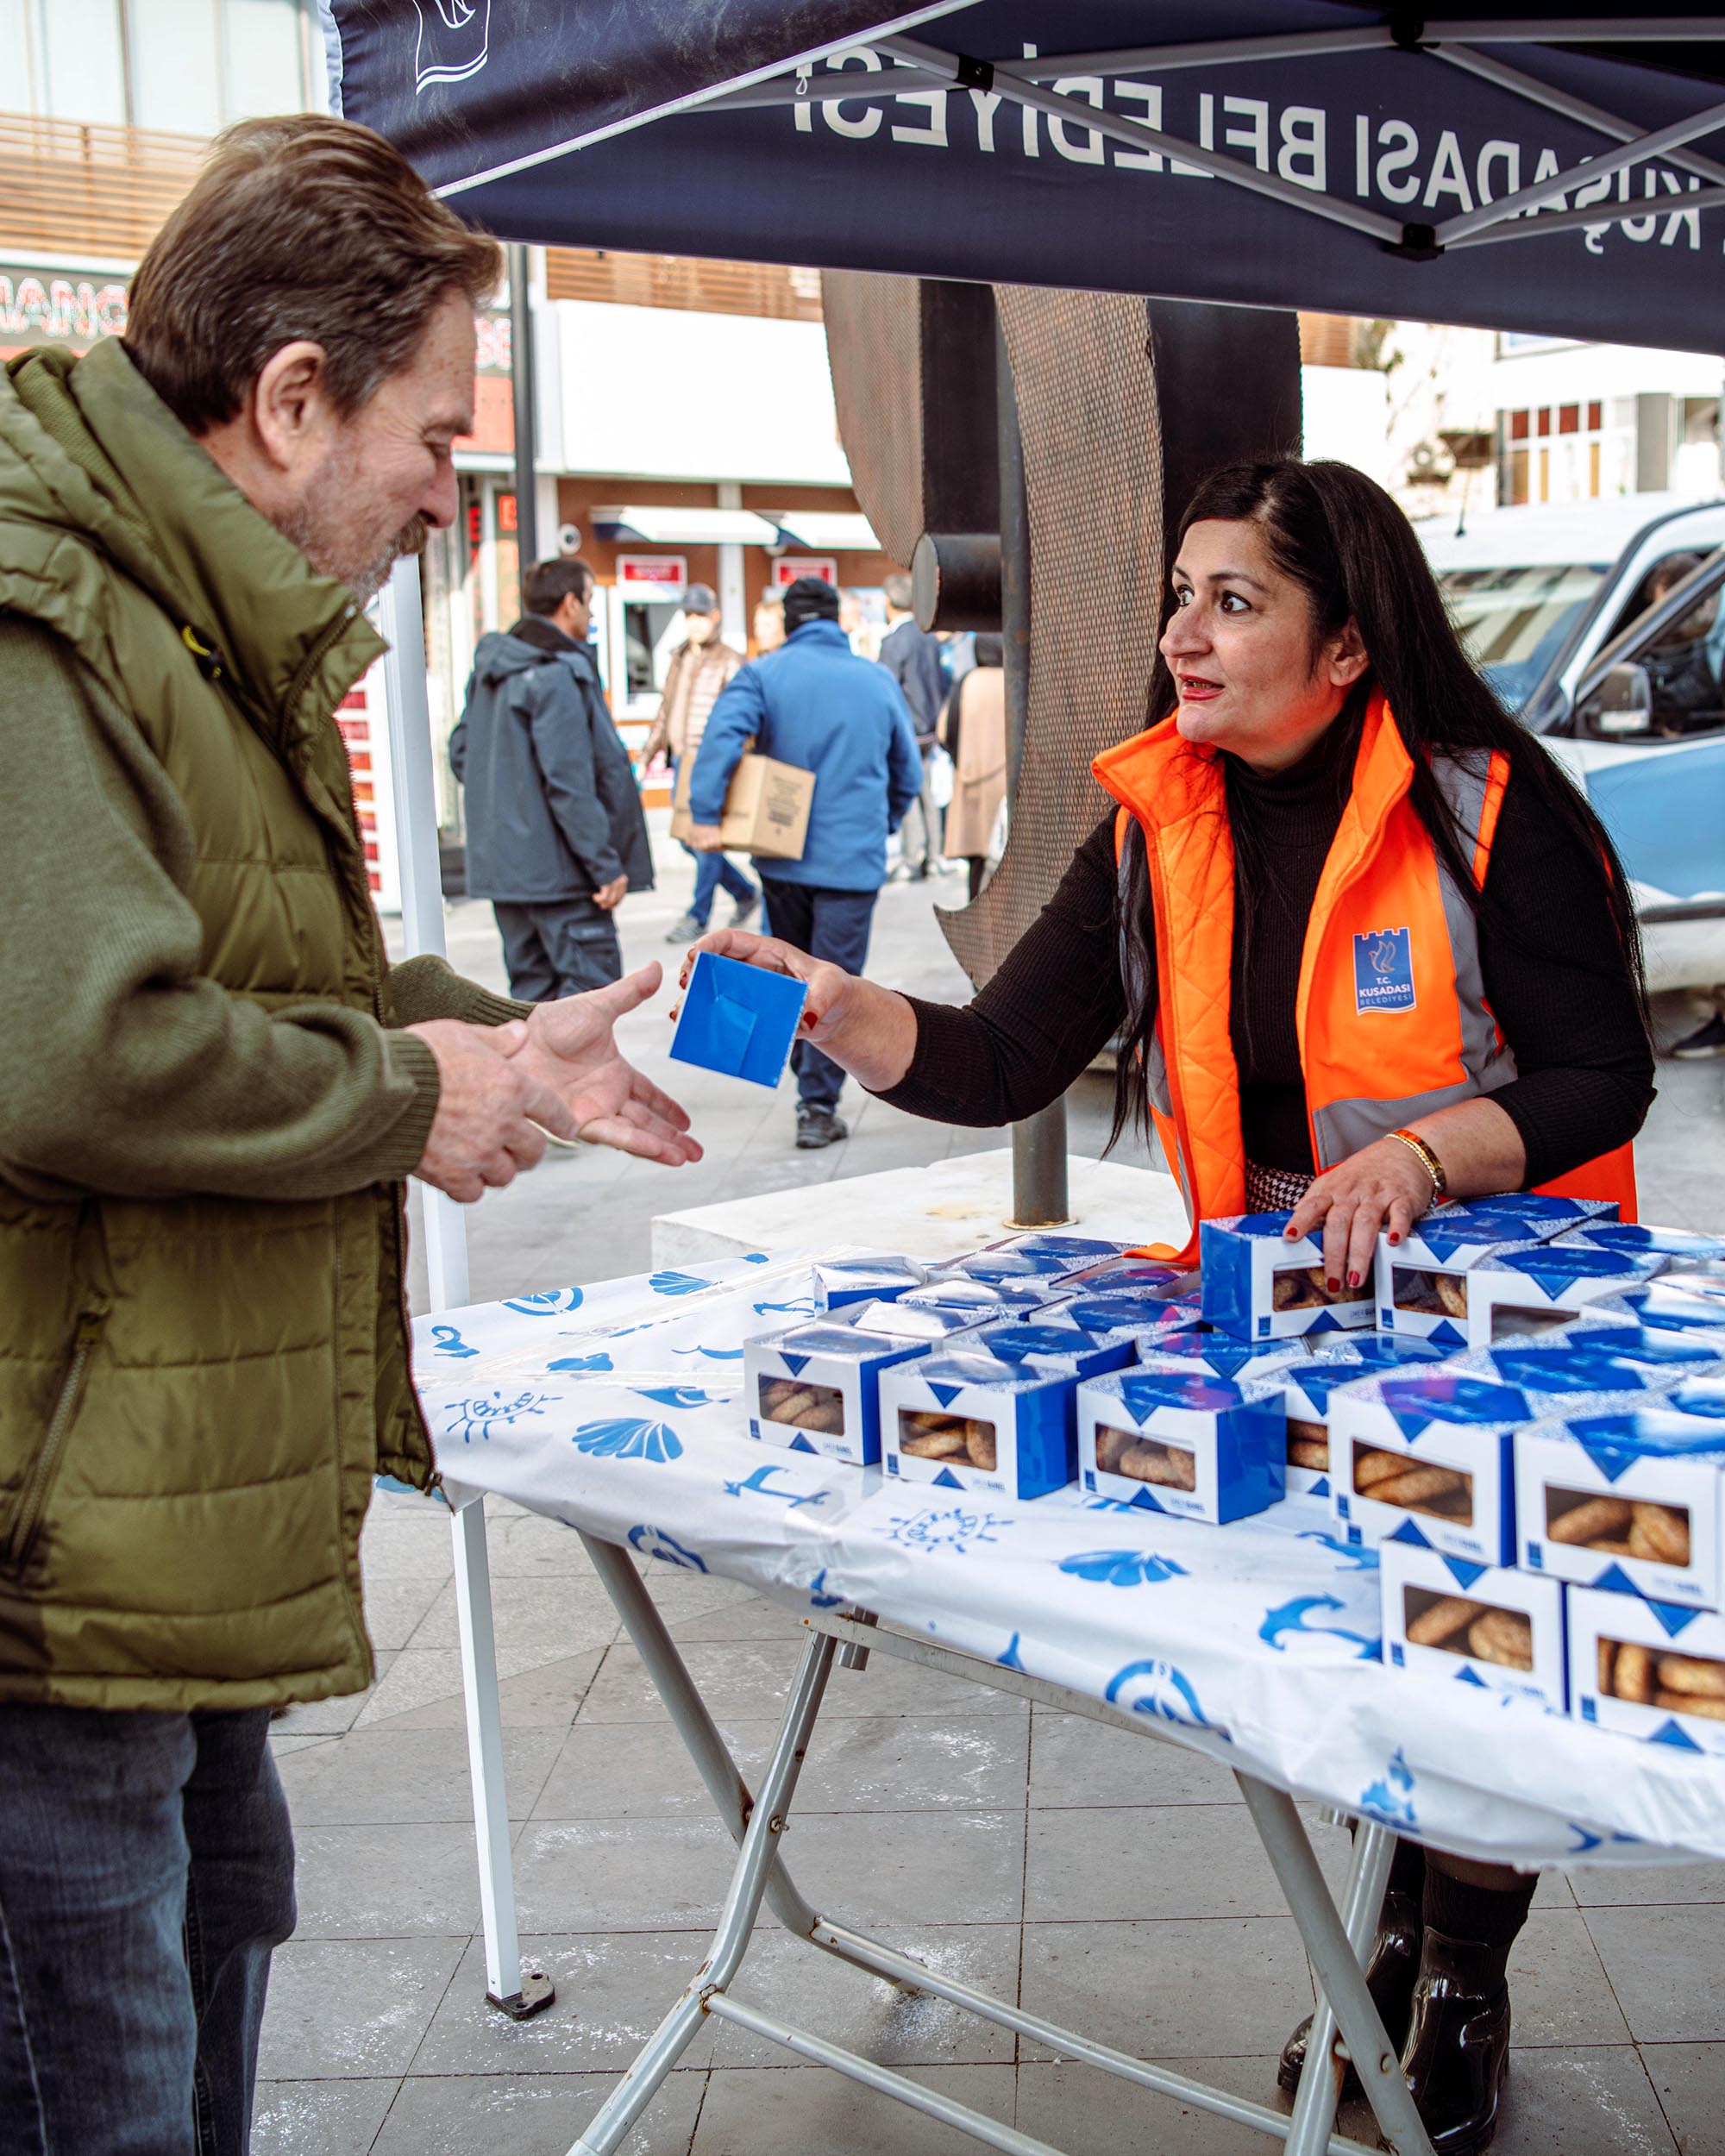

{"left": 1606, "top": 547, "right": 1719, "bottom": 645}
{"left": 1439, "top": 563, "right": 1607, "bottom": 715}
{"left": 1622, "top": 577, "right": 1725, "bottom": 739}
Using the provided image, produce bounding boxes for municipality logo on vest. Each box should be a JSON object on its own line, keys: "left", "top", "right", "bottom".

{"left": 413, "top": 0, "right": 491, "bottom": 92}
{"left": 1353, "top": 927, "right": 1416, "bottom": 1014}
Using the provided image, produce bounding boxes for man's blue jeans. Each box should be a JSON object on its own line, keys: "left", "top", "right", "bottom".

{"left": 0, "top": 1705, "right": 296, "bottom": 2156}
{"left": 758, "top": 879, "right": 877, "bottom": 1109}
{"left": 673, "top": 759, "right": 756, "bottom": 926}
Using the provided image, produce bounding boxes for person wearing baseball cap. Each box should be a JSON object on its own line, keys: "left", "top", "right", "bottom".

{"left": 644, "top": 584, "right": 759, "bottom": 943}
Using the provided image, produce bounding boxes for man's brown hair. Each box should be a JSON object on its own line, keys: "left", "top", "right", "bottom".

{"left": 126, "top": 116, "right": 502, "bottom": 435}
{"left": 523, "top": 558, "right": 595, "bottom": 616}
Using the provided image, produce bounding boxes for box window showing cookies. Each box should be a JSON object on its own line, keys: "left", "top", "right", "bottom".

{"left": 1201, "top": 1213, "right": 1375, "bottom": 1341}
{"left": 1465, "top": 1239, "right": 1668, "bottom": 1348}
{"left": 881, "top": 1337, "right": 1113, "bottom": 1500}
{"left": 1246, "top": 1335, "right": 1449, "bottom": 1498}
{"left": 1078, "top": 1368, "right": 1286, "bottom": 1525}
{"left": 1568, "top": 1585, "right": 1725, "bottom": 1752}
{"left": 1369, "top": 1194, "right": 1607, "bottom": 1346}
{"left": 1330, "top": 1370, "right": 1529, "bottom": 1564}
{"left": 743, "top": 1319, "right": 934, "bottom": 1468}
{"left": 1382, "top": 1543, "right": 1567, "bottom": 1709}
{"left": 1517, "top": 1401, "right": 1725, "bottom": 1610}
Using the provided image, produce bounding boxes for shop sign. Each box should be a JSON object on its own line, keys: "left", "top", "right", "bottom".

{"left": 772, "top": 555, "right": 838, "bottom": 587}
{"left": 0, "top": 262, "right": 129, "bottom": 354}
{"left": 618, "top": 555, "right": 689, "bottom": 600}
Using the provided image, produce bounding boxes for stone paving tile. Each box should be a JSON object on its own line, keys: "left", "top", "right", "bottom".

{"left": 1641, "top": 2040, "right": 1725, "bottom": 2154}
{"left": 373, "top": 2067, "right": 707, "bottom": 2155}
{"left": 276, "top": 1726, "right": 565, "bottom": 1827}
{"left": 1027, "top": 1703, "right": 1243, "bottom": 1808}
{"left": 259, "top": 1937, "right": 467, "bottom": 2080}
{"left": 1016, "top": 2055, "right": 1286, "bottom": 2156}
{"left": 692, "top": 2062, "right": 1017, "bottom": 2154}
{"left": 289, "top": 1822, "right": 486, "bottom": 1939}
{"left": 660, "top": 1593, "right": 810, "bottom": 1645}
{"left": 511, "top": 1814, "right": 747, "bottom": 1934}
{"left": 531, "top": 1709, "right": 1028, "bottom": 1821}
{"left": 1570, "top": 1861, "right": 1725, "bottom": 1907}
{"left": 1025, "top": 1802, "right": 1350, "bottom": 1924}
{"left": 353, "top": 1645, "right": 603, "bottom": 1731}
{"left": 359, "top": 1574, "right": 450, "bottom": 1651}
{"left": 405, "top": 1575, "right": 624, "bottom": 1657}
{"left": 1016, "top": 1916, "right": 1315, "bottom": 2065}
{"left": 1585, "top": 1905, "right": 1725, "bottom": 2043}
{"left": 273, "top": 1651, "right": 399, "bottom": 1739}
{"left": 576, "top": 1636, "right": 1029, "bottom": 1725}
{"left": 1339, "top": 2045, "right": 1678, "bottom": 2155}
{"left": 251, "top": 2078, "right": 399, "bottom": 2156}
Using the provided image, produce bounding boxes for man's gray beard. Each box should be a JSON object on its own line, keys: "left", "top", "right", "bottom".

{"left": 275, "top": 467, "right": 430, "bottom": 607}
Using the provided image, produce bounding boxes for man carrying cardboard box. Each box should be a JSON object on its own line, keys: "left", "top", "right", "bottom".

{"left": 687, "top": 575, "right": 921, "bottom": 1149}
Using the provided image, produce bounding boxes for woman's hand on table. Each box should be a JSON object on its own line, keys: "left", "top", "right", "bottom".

{"left": 1283, "top": 1134, "right": 1440, "bottom": 1295}
{"left": 675, "top": 928, "right": 920, "bottom": 1094}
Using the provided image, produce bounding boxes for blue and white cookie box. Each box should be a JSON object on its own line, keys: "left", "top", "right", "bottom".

{"left": 1249, "top": 1335, "right": 1447, "bottom": 1498}
{"left": 1568, "top": 1587, "right": 1725, "bottom": 1755}
{"left": 1201, "top": 1212, "right": 1373, "bottom": 1341}
{"left": 1062, "top": 1257, "right": 1194, "bottom": 1298}
{"left": 1593, "top": 1281, "right": 1725, "bottom": 1338}
{"left": 1568, "top": 1222, "right": 1725, "bottom": 1265}
{"left": 899, "top": 1275, "right": 1071, "bottom": 1323}
{"left": 988, "top": 1233, "right": 1134, "bottom": 1266}
{"left": 812, "top": 1255, "right": 927, "bottom": 1312}
{"left": 1382, "top": 1544, "right": 1568, "bottom": 1711}
{"left": 881, "top": 1324, "right": 1131, "bottom": 1499}
{"left": 744, "top": 1319, "right": 932, "bottom": 1467}
{"left": 1057, "top": 1288, "right": 1209, "bottom": 1353}
{"left": 1077, "top": 1368, "right": 1285, "bottom": 1525}
{"left": 1518, "top": 1390, "right": 1725, "bottom": 1611}
{"left": 1133, "top": 1334, "right": 1313, "bottom": 1387}
{"left": 1464, "top": 1238, "right": 1668, "bottom": 1346}
{"left": 929, "top": 1248, "right": 1095, "bottom": 1290}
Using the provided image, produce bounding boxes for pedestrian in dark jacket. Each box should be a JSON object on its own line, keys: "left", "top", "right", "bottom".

{"left": 687, "top": 575, "right": 921, "bottom": 1148}
{"left": 878, "top": 568, "right": 950, "bottom": 878}
{"left": 451, "top": 556, "right": 654, "bottom": 1000}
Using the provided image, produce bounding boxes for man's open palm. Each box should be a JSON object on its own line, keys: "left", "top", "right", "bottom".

{"left": 511, "top": 965, "right": 701, "bottom": 1165}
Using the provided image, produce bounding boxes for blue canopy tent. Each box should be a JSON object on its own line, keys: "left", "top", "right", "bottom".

{"left": 323, "top": 13, "right": 1725, "bottom": 2151}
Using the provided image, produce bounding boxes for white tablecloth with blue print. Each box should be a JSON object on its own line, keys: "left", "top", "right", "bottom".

{"left": 414, "top": 1251, "right": 1725, "bottom": 1871}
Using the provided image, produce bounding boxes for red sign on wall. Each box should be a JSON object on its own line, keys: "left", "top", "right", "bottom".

{"left": 772, "top": 555, "right": 838, "bottom": 587}
{"left": 617, "top": 555, "right": 689, "bottom": 599}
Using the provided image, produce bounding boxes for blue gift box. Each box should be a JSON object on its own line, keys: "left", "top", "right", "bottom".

{"left": 743, "top": 1318, "right": 931, "bottom": 1467}
{"left": 881, "top": 1322, "right": 1131, "bottom": 1498}
{"left": 1569, "top": 1221, "right": 1725, "bottom": 1264}
{"left": 988, "top": 1233, "right": 1133, "bottom": 1264}
{"left": 1382, "top": 1543, "right": 1569, "bottom": 1710}
{"left": 812, "top": 1256, "right": 927, "bottom": 1311}
{"left": 933, "top": 1248, "right": 1094, "bottom": 1288}
{"left": 1245, "top": 1334, "right": 1447, "bottom": 1497}
{"left": 1595, "top": 1282, "right": 1725, "bottom": 1336}
{"left": 1201, "top": 1212, "right": 1374, "bottom": 1341}
{"left": 1077, "top": 1367, "right": 1285, "bottom": 1524}
{"left": 900, "top": 1276, "right": 1071, "bottom": 1322}
{"left": 669, "top": 951, "right": 808, "bottom": 1088}
{"left": 1059, "top": 1289, "right": 1209, "bottom": 1351}
{"left": 1466, "top": 1238, "right": 1668, "bottom": 1347}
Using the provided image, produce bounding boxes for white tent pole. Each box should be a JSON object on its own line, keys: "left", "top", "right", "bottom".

{"left": 378, "top": 555, "right": 536, "bottom": 2015}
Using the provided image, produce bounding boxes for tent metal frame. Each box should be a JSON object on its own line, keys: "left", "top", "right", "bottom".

{"left": 445, "top": 9, "right": 1725, "bottom": 266}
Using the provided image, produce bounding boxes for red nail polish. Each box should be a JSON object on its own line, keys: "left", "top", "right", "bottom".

{"left": 1327, "top": 1278, "right": 1339, "bottom": 1294}
{"left": 1348, "top": 1270, "right": 1360, "bottom": 1289}
{"left": 1389, "top": 1232, "right": 1401, "bottom": 1245}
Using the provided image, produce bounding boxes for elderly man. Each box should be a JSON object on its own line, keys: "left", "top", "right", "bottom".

{"left": 0, "top": 116, "right": 696, "bottom": 2154}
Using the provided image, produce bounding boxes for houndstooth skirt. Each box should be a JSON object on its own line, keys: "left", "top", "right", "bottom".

{"left": 1245, "top": 1160, "right": 1316, "bottom": 1214}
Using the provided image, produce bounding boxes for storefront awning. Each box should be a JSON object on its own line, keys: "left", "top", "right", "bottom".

{"left": 770, "top": 510, "right": 881, "bottom": 551}
{"left": 590, "top": 505, "right": 781, "bottom": 546}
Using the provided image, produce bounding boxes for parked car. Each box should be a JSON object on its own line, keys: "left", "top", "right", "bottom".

{"left": 1419, "top": 493, "right": 1725, "bottom": 993}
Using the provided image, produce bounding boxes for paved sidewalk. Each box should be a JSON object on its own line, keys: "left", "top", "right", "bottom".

{"left": 257, "top": 825, "right": 1725, "bottom": 2154}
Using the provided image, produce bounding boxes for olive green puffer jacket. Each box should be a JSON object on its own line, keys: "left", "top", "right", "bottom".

{"left": 0, "top": 338, "right": 515, "bottom": 1710}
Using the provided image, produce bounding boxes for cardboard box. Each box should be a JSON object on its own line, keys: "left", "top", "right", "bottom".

{"left": 1568, "top": 1586, "right": 1725, "bottom": 1754}
{"left": 1201, "top": 1212, "right": 1374, "bottom": 1341}
{"left": 1518, "top": 1390, "right": 1725, "bottom": 1610}
{"left": 1063, "top": 1258, "right": 1195, "bottom": 1298}
{"left": 1077, "top": 1368, "right": 1285, "bottom": 1524}
{"left": 668, "top": 951, "right": 806, "bottom": 1088}
{"left": 1331, "top": 1350, "right": 1660, "bottom": 1565}
{"left": 744, "top": 1319, "right": 931, "bottom": 1466}
{"left": 1371, "top": 1194, "right": 1616, "bottom": 1347}
{"left": 929, "top": 1249, "right": 1096, "bottom": 1290}
{"left": 670, "top": 748, "right": 812, "bottom": 860}
{"left": 1133, "top": 1334, "right": 1314, "bottom": 1388}
{"left": 1246, "top": 1334, "right": 1447, "bottom": 1498}
{"left": 1464, "top": 1238, "right": 1668, "bottom": 1346}
{"left": 881, "top": 1323, "right": 1132, "bottom": 1499}
{"left": 1382, "top": 1543, "right": 1568, "bottom": 1711}
{"left": 812, "top": 1256, "right": 927, "bottom": 1312}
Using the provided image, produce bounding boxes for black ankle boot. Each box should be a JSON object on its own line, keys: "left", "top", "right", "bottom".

{"left": 1276, "top": 1886, "right": 1422, "bottom": 2099}
{"left": 1399, "top": 1926, "right": 1512, "bottom": 2155}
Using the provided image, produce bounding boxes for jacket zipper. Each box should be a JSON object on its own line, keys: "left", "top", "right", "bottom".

{"left": 3, "top": 1306, "right": 108, "bottom": 1576}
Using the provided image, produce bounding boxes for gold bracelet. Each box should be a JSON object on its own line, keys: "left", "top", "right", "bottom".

{"left": 1388, "top": 1127, "right": 1448, "bottom": 1200}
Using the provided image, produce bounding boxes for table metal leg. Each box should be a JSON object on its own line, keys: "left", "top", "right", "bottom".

{"left": 452, "top": 1497, "right": 553, "bottom": 2019}
{"left": 1237, "top": 1778, "right": 1435, "bottom": 2156}
{"left": 567, "top": 1630, "right": 837, "bottom": 2156}
{"left": 1284, "top": 1821, "right": 1398, "bottom": 2156}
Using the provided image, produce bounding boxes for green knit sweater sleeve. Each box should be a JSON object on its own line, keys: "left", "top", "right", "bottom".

{"left": 386, "top": 953, "right": 532, "bottom": 1030}
{"left": 0, "top": 617, "right": 440, "bottom": 1202}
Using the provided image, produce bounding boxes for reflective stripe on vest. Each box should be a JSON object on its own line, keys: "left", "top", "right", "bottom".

{"left": 1096, "top": 693, "right": 1636, "bottom": 1244}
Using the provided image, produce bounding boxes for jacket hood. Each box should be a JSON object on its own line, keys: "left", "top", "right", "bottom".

{"left": 0, "top": 339, "right": 383, "bottom": 749}
{"left": 474, "top": 627, "right": 596, "bottom": 688}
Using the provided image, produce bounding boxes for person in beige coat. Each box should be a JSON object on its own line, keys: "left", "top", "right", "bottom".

{"left": 938, "top": 634, "right": 1007, "bottom": 899}
{"left": 643, "top": 583, "right": 759, "bottom": 942}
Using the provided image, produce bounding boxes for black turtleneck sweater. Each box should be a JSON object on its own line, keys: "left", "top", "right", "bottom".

{"left": 881, "top": 721, "right": 1654, "bottom": 1187}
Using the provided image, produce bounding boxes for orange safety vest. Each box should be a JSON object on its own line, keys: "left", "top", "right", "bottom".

{"left": 1094, "top": 693, "right": 1637, "bottom": 1264}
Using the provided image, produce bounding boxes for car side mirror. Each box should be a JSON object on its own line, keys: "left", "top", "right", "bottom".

{"left": 1576, "top": 661, "right": 1653, "bottom": 737}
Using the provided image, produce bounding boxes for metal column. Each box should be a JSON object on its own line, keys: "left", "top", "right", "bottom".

{"left": 996, "top": 310, "right": 1070, "bottom": 1227}
{"left": 509, "top": 241, "right": 540, "bottom": 570}
{"left": 379, "top": 557, "right": 549, "bottom": 2019}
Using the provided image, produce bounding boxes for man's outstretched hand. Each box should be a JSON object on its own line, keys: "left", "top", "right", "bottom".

{"left": 511, "top": 965, "right": 702, "bottom": 1165}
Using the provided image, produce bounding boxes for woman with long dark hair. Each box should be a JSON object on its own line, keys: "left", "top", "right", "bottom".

{"left": 687, "top": 460, "right": 1654, "bottom": 2153}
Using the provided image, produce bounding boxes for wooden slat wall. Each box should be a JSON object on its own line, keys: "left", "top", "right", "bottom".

{"left": 545, "top": 248, "right": 825, "bottom": 323}
{"left": 0, "top": 111, "right": 207, "bottom": 259}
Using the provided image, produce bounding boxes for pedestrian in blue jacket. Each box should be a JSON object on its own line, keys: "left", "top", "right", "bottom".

{"left": 687, "top": 577, "right": 921, "bottom": 1148}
